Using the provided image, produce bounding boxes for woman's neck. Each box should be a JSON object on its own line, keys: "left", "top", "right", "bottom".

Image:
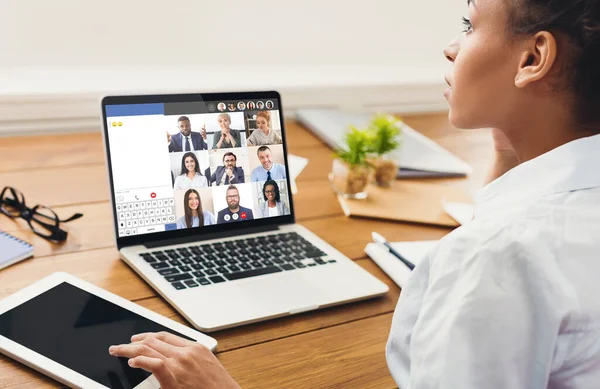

{"left": 191, "top": 210, "right": 199, "bottom": 217}
{"left": 501, "top": 101, "right": 594, "bottom": 162}
{"left": 268, "top": 199, "right": 277, "bottom": 207}
{"left": 187, "top": 171, "right": 196, "bottom": 179}
{"left": 261, "top": 127, "right": 270, "bottom": 135}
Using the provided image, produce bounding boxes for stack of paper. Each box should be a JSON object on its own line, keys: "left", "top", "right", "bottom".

{"left": 296, "top": 108, "right": 472, "bottom": 178}
{"left": 288, "top": 154, "right": 308, "bottom": 194}
{"left": 365, "top": 240, "right": 438, "bottom": 288}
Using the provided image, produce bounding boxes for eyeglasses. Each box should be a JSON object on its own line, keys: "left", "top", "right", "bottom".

{"left": 0, "top": 186, "right": 83, "bottom": 242}
{"left": 264, "top": 190, "right": 276, "bottom": 194}
{"left": 226, "top": 195, "right": 239, "bottom": 199}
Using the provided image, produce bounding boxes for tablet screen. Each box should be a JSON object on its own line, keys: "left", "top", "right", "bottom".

{"left": 0, "top": 282, "right": 192, "bottom": 389}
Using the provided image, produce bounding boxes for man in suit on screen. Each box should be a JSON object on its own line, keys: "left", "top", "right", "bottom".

{"left": 168, "top": 116, "right": 208, "bottom": 152}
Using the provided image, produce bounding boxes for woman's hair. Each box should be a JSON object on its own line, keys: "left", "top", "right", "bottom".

{"left": 256, "top": 110, "right": 271, "bottom": 126}
{"left": 507, "top": 0, "right": 600, "bottom": 131}
{"left": 217, "top": 113, "right": 231, "bottom": 122}
{"left": 183, "top": 189, "right": 204, "bottom": 228}
{"left": 180, "top": 152, "right": 201, "bottom": 175}
{"left": 262, "top": 180, "right": 281, "bottom": 202}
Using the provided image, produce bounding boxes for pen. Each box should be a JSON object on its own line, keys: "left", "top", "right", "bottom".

{"left": 371, "top": 232, "right": 415, "bottom": 270}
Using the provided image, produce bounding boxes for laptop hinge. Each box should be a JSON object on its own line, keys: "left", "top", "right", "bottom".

{"left": 143, "top": 224, "right": 281, "bottom": 249}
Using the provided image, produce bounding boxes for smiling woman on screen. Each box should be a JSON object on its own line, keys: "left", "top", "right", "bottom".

{"left": 110, "top": 0, "right": 600, "bottom": 387}
{"left": 173, "top": 152, "right": 208, "bottom": 190}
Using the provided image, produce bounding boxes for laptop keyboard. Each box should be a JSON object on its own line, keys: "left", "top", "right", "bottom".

{"left": 139, "top": 232, "right": 338, "bottom": 290}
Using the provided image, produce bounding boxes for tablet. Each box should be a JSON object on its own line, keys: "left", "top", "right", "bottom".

{"left": 0, "top": 272, "right": 217, "bottom": 389}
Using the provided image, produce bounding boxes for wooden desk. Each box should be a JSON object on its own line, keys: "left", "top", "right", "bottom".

{"left": 0, "top": 113, "right": 492, "bottom": 388}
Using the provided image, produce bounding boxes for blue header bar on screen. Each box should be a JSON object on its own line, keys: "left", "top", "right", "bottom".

{"left": 105, "top": 103, "right": 165, "bottom": 117}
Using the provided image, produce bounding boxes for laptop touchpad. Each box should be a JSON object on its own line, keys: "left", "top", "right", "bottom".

{"left": 242, "top": 273, "right": 328, "bottom": 310}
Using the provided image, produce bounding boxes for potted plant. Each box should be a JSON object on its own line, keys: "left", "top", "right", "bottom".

{"left": 367, "top": 114, "right": 403, "bottom": 186}
{"left": 329, "top": 126, "right": 373, "bottom": 199}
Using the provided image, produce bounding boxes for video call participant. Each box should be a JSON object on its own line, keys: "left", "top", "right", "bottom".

{"left": 168, "top": 116, "right": 208, "bottom": 152}
{"left": 176, "top": 189, "right": 216, "bottom": 229}
{"left": 216, "top": 185, "right": 254, "bottom": 223}
{"left": 212, "top": 113, "right": 242, "bottom": 149}
{"left": 250, "top": 146, "right": 287, "bottom": 182}
{"left": 217, "top": 102, "right": 226, "bottom": 112}
{"left": 173, "top": 152, "right": 208, "bottom": 190}
{"left": 246, "top": 111, "right": 282, "bottom": 146}
{"left": 211, "top": 152, "right": 245, "bottom": 185}
{"left": 259, "top": 180, "right": 289, "bottom": 217}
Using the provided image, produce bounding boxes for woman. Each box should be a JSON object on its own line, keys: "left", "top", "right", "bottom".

{"left": 212, "top": 113, "right": 242, "bottom": 149}
{"left": 246, "top": 111, "right": 282, "bottom": 146}
{"left": 173, "top": 152, "right": 208, "bottom": 190}
{"left": 259, "top": 180, "right": 289, "bottom": 217}
{"left": 111, "top": 0, "right": 600, "bottom": 387}
{"left": 176, "top": 189, "right": 216, "bottom": 229}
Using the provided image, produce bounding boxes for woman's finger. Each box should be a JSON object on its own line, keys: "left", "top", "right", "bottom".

{"left": 128, "top": 356, "right": 177, "bottom": 388}
{"left": 132, "top": 331, "right": 191, "bottom": 347}
{"left": 109, "top": 343, "right": 166, "bottom": 360}
{"left": 136, "top": 336, "right": 183, "bottom": 358}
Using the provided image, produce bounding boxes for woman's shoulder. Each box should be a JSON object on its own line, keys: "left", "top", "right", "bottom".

{"left": 430, "top": 215, "right": 562, "bottom": 282}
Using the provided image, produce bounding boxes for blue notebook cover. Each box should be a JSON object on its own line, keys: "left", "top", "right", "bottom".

{"left": 0, "top": 231, "right": 34, "bottom": 270}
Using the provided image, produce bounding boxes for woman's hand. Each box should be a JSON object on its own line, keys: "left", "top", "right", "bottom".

{"left": 109, "top": 332, "right": 241, "bottom": 389}
{"left": 224, "top": 132, "right": 237, "bottom": 147}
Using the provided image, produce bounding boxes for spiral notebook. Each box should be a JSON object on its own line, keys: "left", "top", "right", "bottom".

{"left": 0, "top": 231, "right": 34, "bottom": 270}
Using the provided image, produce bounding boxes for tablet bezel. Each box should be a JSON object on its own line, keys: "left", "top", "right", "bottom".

{"left": 0, "top": 272, "right": 218, "bottom": 389}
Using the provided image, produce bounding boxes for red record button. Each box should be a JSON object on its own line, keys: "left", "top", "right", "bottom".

{"left": 150, "top": 192, "right": 157, "bottom": 198}
{"left": 240, "top": 212, "right": 247, "bottom": 219}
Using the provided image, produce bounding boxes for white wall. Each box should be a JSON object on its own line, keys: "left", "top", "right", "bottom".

{"left": 0, "top": 0, "right": 466, "bottom": 134}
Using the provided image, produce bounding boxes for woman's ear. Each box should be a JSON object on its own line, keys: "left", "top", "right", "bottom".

{"left": 514, "top": 31, "right": 558, "bottom": 88}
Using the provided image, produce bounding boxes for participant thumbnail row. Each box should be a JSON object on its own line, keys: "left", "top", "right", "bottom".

{"left": 216, "top": 100, "right": 275, "bottom": 112}
{"left": 166, "top": 110, "right": 282, "bottom": 153}
{"left": 169, "top": 145, "right": 287, "bottom": 190}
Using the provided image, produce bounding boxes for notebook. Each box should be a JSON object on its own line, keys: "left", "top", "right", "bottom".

{"left": 365, "top": 240, "right": 439, "bottom": 288}
{"left": 295, "top": 108, "right": 473, "bottom": 178}
{"left": 0, "top": 231, "right": 34, "bottom": 270}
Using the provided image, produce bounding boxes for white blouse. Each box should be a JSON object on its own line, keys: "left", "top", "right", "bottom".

{"left": 387, "top": 134, "right": 600, "bottom": 388}
{"left": 173, "top": 173, "right": 208, "bottom": 190}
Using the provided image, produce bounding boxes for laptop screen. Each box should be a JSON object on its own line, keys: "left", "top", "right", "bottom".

{"left": 102, "top": 92, "right": 294, "bottom": 246}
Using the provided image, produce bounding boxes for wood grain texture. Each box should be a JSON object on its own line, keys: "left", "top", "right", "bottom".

{"left": 0, "top": 112, "right": 491, "bottom": 388}
{"left": 221, "top": 314, "right": 398, "bottom": 389}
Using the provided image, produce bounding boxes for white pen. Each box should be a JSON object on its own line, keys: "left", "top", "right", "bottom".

{"left": 371, "top": 232, "right": 415, "bottom": 271}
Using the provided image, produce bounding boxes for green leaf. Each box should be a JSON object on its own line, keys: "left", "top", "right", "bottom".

{"left": 366, "top": 114, "right": 402, "bottom": 156}
{"left": 335, "top": 126, "right": 373, "bottom": 168}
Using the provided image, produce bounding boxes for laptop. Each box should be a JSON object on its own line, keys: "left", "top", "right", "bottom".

{"left": 101, "top": 91, "right": 389, "bottom": 332}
